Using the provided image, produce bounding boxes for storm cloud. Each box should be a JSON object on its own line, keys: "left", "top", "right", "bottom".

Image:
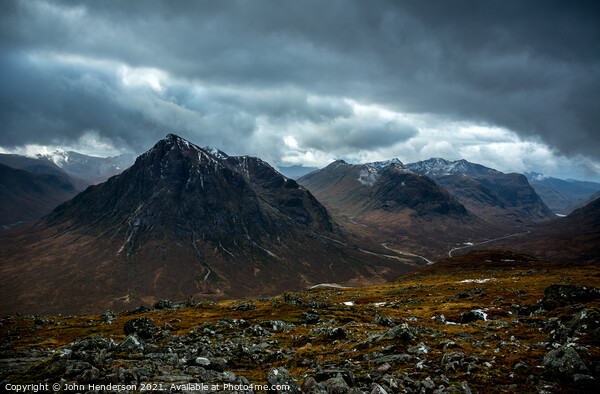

{"left": 1, "top": 0, "right": 599, "bottom": 178}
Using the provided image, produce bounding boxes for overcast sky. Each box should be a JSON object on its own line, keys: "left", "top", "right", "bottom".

{"left": 1, "top": 0, "right": 599, "bottom": 180}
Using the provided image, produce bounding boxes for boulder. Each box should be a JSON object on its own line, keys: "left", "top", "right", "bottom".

{"left": 123, "top": 317, "right": 156, "bottom": 339}
{"left": 377, "top": 323, "right": 415, "bottom": 342}
{"left": 461, "top": 310, "right": 486, "bottom": 324}
{"left": 153, "top": 299, "right": 173, "bottom": 310}
{"left": 542, "top": 285, "right": 600, "bottom": 309}
{"left": 115, "top": 334, "right": 144, "bottom": 354}
{"left": 374, "top": 313, "right": 396, "bottom": 327}
{"left": 542, "top": 345, "right": 588, "bottom": 377}
{"left": 266, "top": 367, "right": 301, "bottom": 394}
{"left": 323, "top": 374, "right": 350, "bottom": 394}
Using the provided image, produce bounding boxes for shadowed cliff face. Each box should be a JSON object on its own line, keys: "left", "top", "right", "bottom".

{"left": 0, "top": 134, "right": 420, "bottom": 315}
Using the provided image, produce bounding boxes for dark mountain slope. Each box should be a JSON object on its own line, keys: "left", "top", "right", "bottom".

{"left": 0, "top": 164, "right": 78, "bottom": 227}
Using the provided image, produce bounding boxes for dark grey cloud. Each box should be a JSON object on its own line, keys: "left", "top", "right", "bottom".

{"left": 0, "top": 0, "right": 599, "bottom": 170}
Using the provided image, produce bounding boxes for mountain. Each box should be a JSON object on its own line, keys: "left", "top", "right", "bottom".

{"left": 0, "top": 154, "right": 94, "bottom": 226}
{"left": 567, "top": 190, "right": 600, "bottom": 212}
{"left": 0, "top": 134, "right": 421, "bottom": 315}
{"left": 297, "top": 160, "right": 484, "bottom": 259}
{"left": 298, "top": 160, "right": 468, "bottom": 219}
{"left": 405, "top": 157, "right": 500, "bottom": 177}
{"left": 0, "top": 153, "right": 93, "bottom": 190}
{"left": 525, "top": 172, "right": 600, "bottom": 214}
{"left": 366, "top": 158, "right": 404, "bottom": 170}
{"left": 0, "top": 153, "right": 73, "bottom": 179}
{"left": 0, "top": 164, "right": 78, "bottom": 228}
{"left": 37, "top": 150, "right": 134, "bottom": 179}
{"left": 407, "top": 158, "right": 555, "bottom": 225}
{"left": 527, "top": 182, "right": 574, "bottom": 214}
{"left": 277, "top": 165, "right": 320, "bottom": 179}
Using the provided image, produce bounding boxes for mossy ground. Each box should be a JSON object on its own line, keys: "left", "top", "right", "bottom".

{"left": 1, "top": 253, "right": 599, "bottom": 393}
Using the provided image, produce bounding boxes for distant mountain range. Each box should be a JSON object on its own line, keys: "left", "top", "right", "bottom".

{"left": 297, "top": 160, "right": 488, "bottom": 260}
{"left": 525, "top": 172, "right": 600, "bottom": 214}
{"left": 0, "top": 135, "right": 420, "bottom": 315}
{"left": 37, "top": 150, "right": 134, "bottom": 179}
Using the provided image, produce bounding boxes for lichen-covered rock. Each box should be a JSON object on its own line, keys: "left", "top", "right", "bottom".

{"left": 542, "top": 345, "right": 588, "bottom": 377}
{"left": 571, "top": 307, "right": 600, "bottom": 332}
{"left": 323, "top": 374, "right": 350, "bottom": 394}
{"left": 374, "top": 313, "right": 396, "bottom": 327}
{"left": 115, "top": 333, "right": 144, "bottom": 354}
{"left": 542, "top": 285, "right": 600, "bottom": 309}
{"left": 441, "top": 351, "right": 466, "bottom": 372}
{"left": 370, "top": 383, "right": 388, "bottom": 394}
{"left": 67, "top": 334, "right": 115, "bottom": 352}
{"left": 377, "top": 323, "right": 415, "bottom": 342}
{"left": 123, "top": 317, "right": 156, "bottom": 339}
{"left": 408, "top": 342, "right": 430, "bottom": 355}
{"left": 153, "top": 299, "right": 173, "bottom": 310}
{"left": 308, "top": 325, "right": 348, "bottom": 341}
{"left": 512, "top": 301, "right": 545, "bottom": 317}
{"left": 100, "top": 310, "right": 117, "bottom": 324}
{"left": 266, "top": 367, "right": 301, "bottom": 394}
{"left": 314, "top": 369, "right": 355, "bottom": 387}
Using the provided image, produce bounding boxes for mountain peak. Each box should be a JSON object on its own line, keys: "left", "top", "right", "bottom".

{"left": 406, "top": 158, "right": 499, "bottom": 177}
{"left": 367, "top": 158, "right": 404, "bottom": 170}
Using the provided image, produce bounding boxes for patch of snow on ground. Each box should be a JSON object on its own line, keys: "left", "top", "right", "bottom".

{"left": 472, "top": 309, "right": 488, "bottom": 321}
{"left": 342, "top": 301, "right": 354, "bottom": 306}
{"left": 459, "top": 278, "right": 495, "bottom": 283}
{"left": 373, "top": 302, "right": 386, "bottom": 307}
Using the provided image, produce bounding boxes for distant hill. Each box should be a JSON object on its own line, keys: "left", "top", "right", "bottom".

{"left": 525, "top": 172, "right": 600, "bottom": 214}
{"left": 0, "top": 164, "right": 78, "bottom": 227}
{"left": 455, "top": 197, "right": 600, "bottom": 265}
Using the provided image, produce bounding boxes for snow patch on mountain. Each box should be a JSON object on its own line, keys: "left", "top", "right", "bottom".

{"left": 367, "top": 158, "right": 404, "bottom": 170}
{"left": 406, "top": 158, "right": 499, "bottom": 177}
{"left": 358, "top": 166, "right": 380, "bottom": 186}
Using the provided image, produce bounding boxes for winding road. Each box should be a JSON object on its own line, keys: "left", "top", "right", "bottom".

{"left": 448, "top": 230, "right": 531, "bottom": 257}
{"left": 381, "top": 243, "right": 434, "bottom": 265}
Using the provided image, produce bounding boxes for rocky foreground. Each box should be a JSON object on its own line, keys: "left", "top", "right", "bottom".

{"left": 1, "top": 251, "right": 599, "bottom": 393}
